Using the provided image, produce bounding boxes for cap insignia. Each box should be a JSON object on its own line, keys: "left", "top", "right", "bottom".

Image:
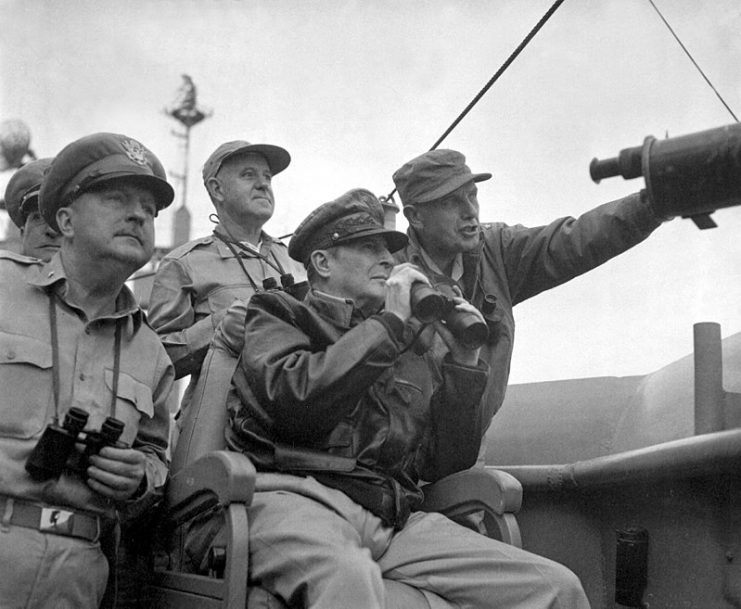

{"left": 121, "top": 139, "right": 148, "bottom": 166}
{"left": 334, "top": 212, "right": 378, "bottom": 234}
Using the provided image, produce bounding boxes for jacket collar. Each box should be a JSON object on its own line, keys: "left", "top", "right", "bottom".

{"left": 213, "top": 223, "right": 277, "bottom": 260}
{"left": 307, "top": 289, "right": 371, "bottom": 329}
{"left": 405, "top": 228, "right": 466, "bottom": 282}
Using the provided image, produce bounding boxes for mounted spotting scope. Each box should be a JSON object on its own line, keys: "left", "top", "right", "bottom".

{"left": 589, "top": 123, "right": 741, "bottom": 229}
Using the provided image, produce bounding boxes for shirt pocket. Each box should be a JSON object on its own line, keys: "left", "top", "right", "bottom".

{"left": 0, "top": 332, "right": 53, "bottom": 439}
{"left": 104, "top": 369, "right": 155, "bottom": 446}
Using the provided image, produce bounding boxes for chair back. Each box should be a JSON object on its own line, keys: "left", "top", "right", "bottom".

{"left": 170, "top": 310, "right": 244, "bottom": 475}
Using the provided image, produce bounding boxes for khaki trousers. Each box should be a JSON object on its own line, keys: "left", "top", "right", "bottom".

{"left": 243, "top": 473, "right": 589, "bottom": 609}
{"left": 0, "top": 523, "right": 108, "bottom": 609}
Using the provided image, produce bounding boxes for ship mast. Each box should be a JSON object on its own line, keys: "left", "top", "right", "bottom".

{"left": 165, "top": 75, "right": 211, "bottom": 247}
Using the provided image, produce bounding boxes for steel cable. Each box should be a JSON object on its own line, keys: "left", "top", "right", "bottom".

{"left": 384, "top": 0, "right": 567, "bottom": 202}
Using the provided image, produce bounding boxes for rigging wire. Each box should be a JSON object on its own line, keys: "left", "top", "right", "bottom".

{"left": 384, "top": 0, "right": 567, "bottom": 202}
{"left": 280, "top": 0, "right": 735, "bottom": 242}
{"left": 647, "top": 0, "right": 739, "bottom": 123}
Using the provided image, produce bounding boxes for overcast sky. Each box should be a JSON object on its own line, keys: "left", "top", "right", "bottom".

{"left": 2, "top": 0, "right": 740, "bottom": 384}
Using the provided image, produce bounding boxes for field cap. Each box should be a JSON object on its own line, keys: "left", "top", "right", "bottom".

{"left": 392, "top": 149, "right": 491, "bottom": 206}
{"left": 202, "top": 140, "right": 290, "bottom": 183}
{"left": 288, "top": 188, "right": 408, "bottom": 265}
{"left": 39, "top": 132, "right": 174, "bottom": 231}
{"left": 4, "top": 157, "right": 54, "bottom": 228}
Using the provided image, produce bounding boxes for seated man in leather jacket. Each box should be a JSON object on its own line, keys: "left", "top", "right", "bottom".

{"left": 189, "top": 188, "right": 589, "bottom": 609}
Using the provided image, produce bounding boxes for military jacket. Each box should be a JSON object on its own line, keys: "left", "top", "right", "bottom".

{"left": 226, "top": 289, "right": 488, "bottom": 528}
{"left": 148, "top": 225, "right": 306, "bottom": 421}
{"left": 396, "top": 192, "right": 663, "bottom": 434}
{"left": 0, "top": 252, "right": 173, "bottom": 519}
{"left": 148, "top": 225, "right": 306, "bottom": 379}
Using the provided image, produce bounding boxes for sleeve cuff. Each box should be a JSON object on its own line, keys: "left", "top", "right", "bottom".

{"left": 374, "top": 312, "right": 406, "bottom": 343}
{"left": 127, "top": 474, "right": 149, "bottom": 502}
{"left": 442, "top": 352, "right": 489, "bottom": 373}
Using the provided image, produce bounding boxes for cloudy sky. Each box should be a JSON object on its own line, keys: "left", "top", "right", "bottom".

{"left": 2, "top": 0, "right": 740, "bottom": 384}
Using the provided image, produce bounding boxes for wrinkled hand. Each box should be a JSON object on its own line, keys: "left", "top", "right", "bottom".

{"left": 433, "top": 297, "right": 483, "bottom": 366}
{"left": 385, "top": 263, "right": 430, "bottom": 322}
{"left": 87, "top": 446, "right": 146, "bottom": 501}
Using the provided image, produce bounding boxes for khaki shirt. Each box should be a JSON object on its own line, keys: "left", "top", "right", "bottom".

{"left": 148, "top": 226, "right": 306, "bottom": 382}
{"left": 0, "top": 252, "right": 173, "bottom": 519}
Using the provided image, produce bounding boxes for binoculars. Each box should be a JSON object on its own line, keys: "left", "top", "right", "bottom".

{"left": 589, "top": 122, "right": 741, "bottom": 229}
{"left": 262, "top": 273, "right": 310, "bottom": 301}
{"left": 410, "top": 282, "right": 488, "bottom": 349}
{"left": 25, "top": 407, "right": 126, "bottom": 481}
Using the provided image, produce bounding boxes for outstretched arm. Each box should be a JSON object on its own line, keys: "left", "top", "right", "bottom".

{"left": 497, "top": 192, "right": 663, "bottom": 304}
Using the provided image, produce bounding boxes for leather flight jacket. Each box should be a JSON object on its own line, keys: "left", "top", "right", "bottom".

{"left": 225, "top": 289, "right": 489, "bottom": 529}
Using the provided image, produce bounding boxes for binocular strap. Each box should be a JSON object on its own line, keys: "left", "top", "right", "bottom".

{"left": 214, "top": 229, "right": 290, "bottom": 292}
{"left": 47, "top": 290, "right": 123, "bottom": 424}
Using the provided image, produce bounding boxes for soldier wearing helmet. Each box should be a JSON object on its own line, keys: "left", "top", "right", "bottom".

{"left": 0, "top": 133, "right": 175, "bottom": 609}
{"left": 4, "top": 157, "right": 62, "bottom": 261}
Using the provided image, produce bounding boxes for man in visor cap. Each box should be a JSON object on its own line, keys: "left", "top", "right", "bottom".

{"left": 148, "top": 139, "right": 306, "bottom": 421}
{"left": 3, "top": 157, "right": 61, "bottom": 261}
{"left": 0, "top": 132, "right": 175, "bottom": 609}
{"left": 185, "top": 188, "right": 589, "bottom": 609}
{"left": 393, "top": 148, "right": 666, "bottom": 443}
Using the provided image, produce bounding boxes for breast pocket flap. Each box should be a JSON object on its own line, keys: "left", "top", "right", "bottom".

{"left": 104, "top": 369, "right": 155, "bottom": 419}
{"left": 0, "top": 333, "right": 52, "bottom": 368}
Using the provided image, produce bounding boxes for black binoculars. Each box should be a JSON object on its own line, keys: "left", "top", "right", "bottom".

{"left": 589, "top": 122, "right": 741, "bottom": 229}
{"left": 410, "top": 282, "right": 488, "bottom": 349}
{"left": 25, "top": 407, "right": 126, "bottom": 481}
{"left": 262, "top": 273, "right": 310, "bottom": 301}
